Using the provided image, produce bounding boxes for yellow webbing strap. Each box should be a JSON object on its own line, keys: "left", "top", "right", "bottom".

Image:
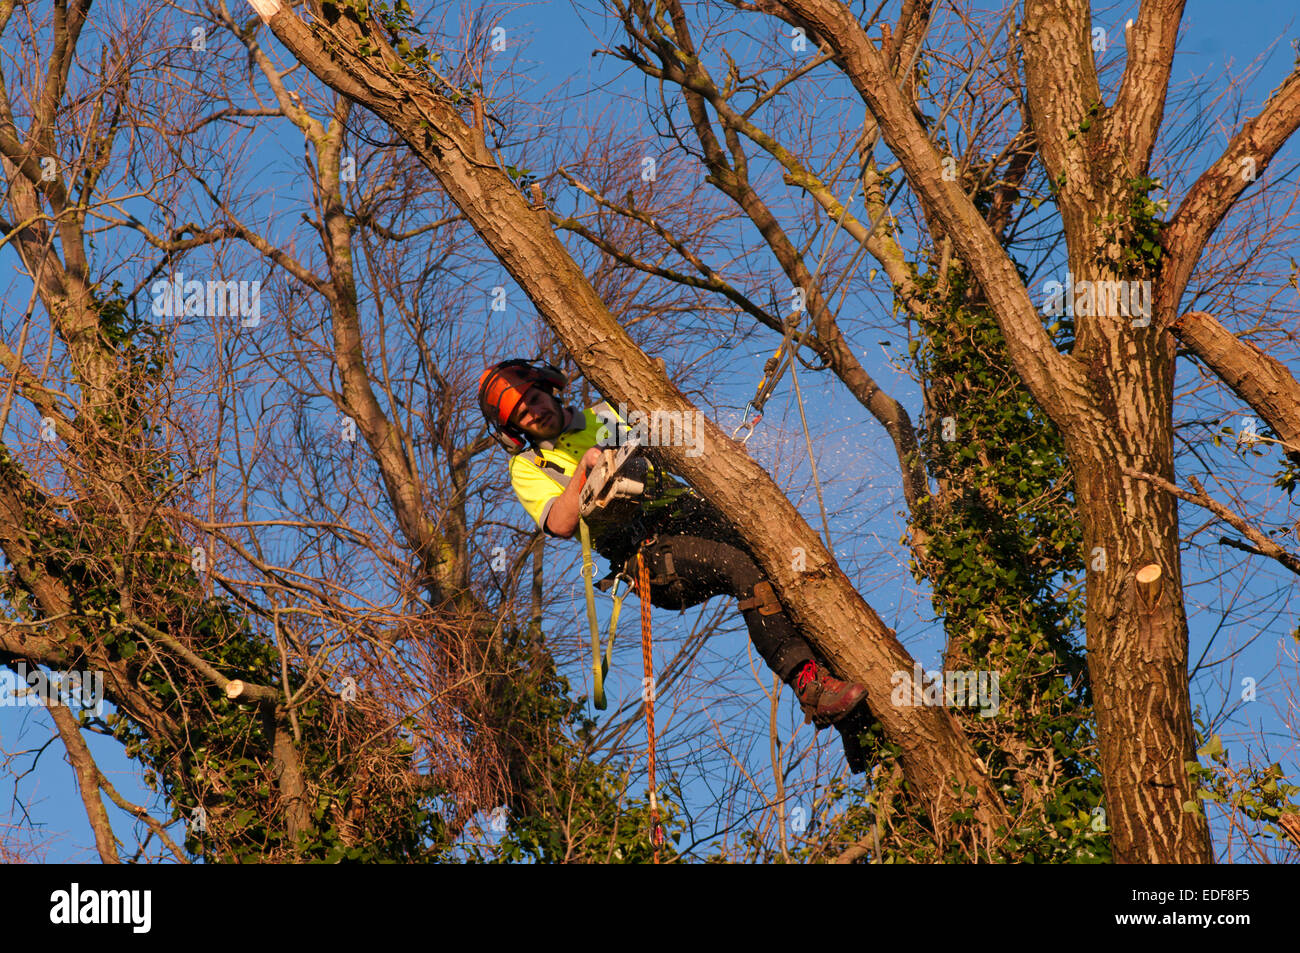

{"left": 580, "top": 518, "right": 627, "bottom": 710}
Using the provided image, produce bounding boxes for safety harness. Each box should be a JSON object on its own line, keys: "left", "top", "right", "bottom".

{"left": 525, "top": 412, "right": 789, "bottom": 861}
{"left": 523, "top": 437, "right": 664, "bottom": 711}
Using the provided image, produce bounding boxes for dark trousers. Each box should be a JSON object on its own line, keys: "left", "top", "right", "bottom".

{"left": 596, "top": 495, "right": 816, "bottom": 681}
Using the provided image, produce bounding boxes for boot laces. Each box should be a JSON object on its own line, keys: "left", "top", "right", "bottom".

{"left": 796, "top": 661, "right": 818, "bottom": 694}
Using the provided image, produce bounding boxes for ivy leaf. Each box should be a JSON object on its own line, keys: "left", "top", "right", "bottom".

{"left": 1197, "top": 734, "right": 1224, "bottom": 759}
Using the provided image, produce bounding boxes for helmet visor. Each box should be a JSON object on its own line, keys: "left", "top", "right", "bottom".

{"left": 479, "top": 366, "right": 534, "bottom": 429}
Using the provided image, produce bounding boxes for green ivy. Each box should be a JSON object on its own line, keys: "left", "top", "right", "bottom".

{"left": 812, "top": 260, "right": 1108, "bottom": 863}
{"left": 0, "top": 294, "right": 440, "bottom": 862}
{"left": 1184, "top": 717, "right": 1300, "bottom": 854}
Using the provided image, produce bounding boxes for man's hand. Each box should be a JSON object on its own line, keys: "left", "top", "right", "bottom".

{"left": 546, "top": 446, "right": 606, "bottom": 538}
{"left": 574, "top": 446, "right": 606, "bottom": 489}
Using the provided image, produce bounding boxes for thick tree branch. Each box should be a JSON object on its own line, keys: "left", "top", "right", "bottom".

{"left": 131, "top": 616, "right": 282, "bottom": 706}
{"left": 1108, "top": 0, "right": 1186, "bottom": 166}
{"left": 1160, "top": 65, "right": 1300, "bottom": 319}
{"left": 771, "top": 0, "right": 1089, "bottom": 428}
{"left": 1171, "top": 310, "right": 1300, "bottom": 463}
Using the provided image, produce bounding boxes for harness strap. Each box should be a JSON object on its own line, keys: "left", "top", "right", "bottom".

{"left": 532, "top": 454, "right": 572, "bottom": 487}
{"left": 737, "top": 579, "right": 783, "bottom": 616}
{"left": 581, "top": 517, "right": 630, "bottom": 710}
{"left": 580, "top": 518, "right": 605, "bottom": 708}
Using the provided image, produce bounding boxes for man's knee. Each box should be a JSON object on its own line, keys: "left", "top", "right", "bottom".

{"left": 639, "top": 538, "right": 679, "bottom": 586}
{"left": 636, "top": 538, "right": 694, "bottom": 608}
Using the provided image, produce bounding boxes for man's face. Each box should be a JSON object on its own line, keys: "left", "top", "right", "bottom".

{"left": 511, "top": 385, "right": 565, "bottom": 440}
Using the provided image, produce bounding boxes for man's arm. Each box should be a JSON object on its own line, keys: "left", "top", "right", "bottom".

{"left": 543, "top": 446, "right": 604, "bottom": 538}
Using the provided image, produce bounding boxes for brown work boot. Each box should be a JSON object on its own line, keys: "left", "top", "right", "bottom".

{"left": 793, "top": 661, "right": 867, "bottom": 728}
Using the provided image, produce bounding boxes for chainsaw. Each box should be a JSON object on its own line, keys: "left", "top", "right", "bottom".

{"left": 578, "top": 431, "right": 648, "bottom": 520}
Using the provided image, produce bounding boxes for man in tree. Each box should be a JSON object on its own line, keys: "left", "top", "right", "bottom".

{"left": 479, "top": 359, "right": 870, "bottom": 734}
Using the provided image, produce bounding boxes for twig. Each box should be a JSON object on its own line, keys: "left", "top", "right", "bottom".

{"left": 1123, "top": 467, "right": 1300, "bottom": 577}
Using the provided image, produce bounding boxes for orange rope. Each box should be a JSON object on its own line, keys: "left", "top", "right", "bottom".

{"left": 637, "top": 549, "right": 663, "bottom": 864}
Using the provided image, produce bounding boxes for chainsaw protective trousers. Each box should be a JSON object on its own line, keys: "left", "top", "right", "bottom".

{"left": 630, "top": 533, "right": 816, "bottom": 682}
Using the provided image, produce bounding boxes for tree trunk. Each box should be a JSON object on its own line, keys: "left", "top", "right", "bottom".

{"left": 1065, "top": 372, "right": 1211, "bottom": 861}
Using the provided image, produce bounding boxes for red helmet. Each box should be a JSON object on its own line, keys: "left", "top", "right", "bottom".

{"left": 477, "top": 360, "right": 566, "bottom": 452}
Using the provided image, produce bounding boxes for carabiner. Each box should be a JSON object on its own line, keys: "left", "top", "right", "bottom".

{"left": 731, "top": 402, "right": 762, "bottom": 444}
{"left": 609, "top": 571, "right": 635, "bottom": 600}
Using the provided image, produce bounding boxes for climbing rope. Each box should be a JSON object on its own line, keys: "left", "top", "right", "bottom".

{"left": 637, "top": 548, "right": 663, "bottom": 863}
{"left": 732, "top": 156, "right": 857, "bottom": 445}
{"left": 788, "top": 351, "right": 836, "bottom": 558}
{"left": 733, "top": 311, "right": 802, "bottom": 444}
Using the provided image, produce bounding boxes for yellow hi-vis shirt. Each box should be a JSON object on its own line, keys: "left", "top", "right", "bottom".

{"left": 508, "top": 403, "right": 686, "bottom": 536}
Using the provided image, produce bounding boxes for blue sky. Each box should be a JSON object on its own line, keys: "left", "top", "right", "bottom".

{"left": 2, "top": 0, "right": 1298, "bottom": 862}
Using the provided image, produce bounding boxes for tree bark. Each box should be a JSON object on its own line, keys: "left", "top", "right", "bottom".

{"left": 49, "top": 702, "right": 120, "bottom": 864}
